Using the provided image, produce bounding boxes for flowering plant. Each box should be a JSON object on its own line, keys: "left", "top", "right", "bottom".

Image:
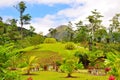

{"left": 109, "top": 75, "right": 116, "bottom": 80}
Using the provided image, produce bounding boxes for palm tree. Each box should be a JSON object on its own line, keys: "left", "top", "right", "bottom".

{"left": 22, "top": 56, "right": 38, "bottom": 75}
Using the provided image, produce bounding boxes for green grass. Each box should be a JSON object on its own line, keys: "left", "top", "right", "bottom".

{"left": 22, "top": 43, "right": 88, "bottom": 58}
{"left": 37, "top": 43, "right": 77, "bottom": 55}
{"left": 20, "top": 42, "right": 89, "bottom": 66}
{"left": 22, "top": 50, "right": 62, "bottom": 65}
{"left": 21, "top": 71, "right": 108, "bottom": 80}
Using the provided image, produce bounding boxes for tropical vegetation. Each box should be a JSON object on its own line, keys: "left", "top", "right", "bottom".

{"left": 0, "top": 1, "right": 120, "bottom": 80}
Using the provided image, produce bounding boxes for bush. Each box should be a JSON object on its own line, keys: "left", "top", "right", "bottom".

{"left": 28, "top": 35, "right": 45, "bottom": 45}
{"left": 17, "top": 39, "right": 31, "bottom": 48}
{"left": 3, "top": 71, "right": 21, "bottom": 80}
{"left": 65, "top": 42, "right": 76, "bottom": 50}
{"left": 44, "top": 38, "right": 57, "bottom": 43}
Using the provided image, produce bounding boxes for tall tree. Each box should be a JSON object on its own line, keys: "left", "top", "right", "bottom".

{"left": 29, "top": 25, "right": 35, "bottom": 37}
{"left": 14, "top": 1, "right": 31, "bottom": 38}
{"left": 87, "top": 9, "right": 103, "bottom": 50}
{"left": 109, "top": 14, "right": 120, "bottom": 42}
{"left": 75, "top": 20, "right": 88, "bottom": 42}
{"left": 110, "top": 14, "right": 120, "bottom": 32}
{"left": 87, "top": 9, "right": 103, "bottom": 41}
{"left": 94, "top": 27, "right": 107, "bottom": 43}
{"left": 6, "top": 19, "right": 18, "bottom": 30}
{"left": 66, "top": 21, "right": 74, "bottom": 41}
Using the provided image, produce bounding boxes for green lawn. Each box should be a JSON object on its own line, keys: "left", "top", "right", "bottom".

{"left": 21, "top": 71, "right": 108, "bottom": 80}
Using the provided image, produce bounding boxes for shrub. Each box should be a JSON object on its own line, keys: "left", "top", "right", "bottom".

{"left": 65, "top": 42, "right": 76, "bottom": 50}
{"left": 17, "top": 39, "right": 31, "bottom": 48}
{"left": 28, "top": 35, "right": 45, "bottom": 45}
{"left": 3, "top": 71, "right": 21, "bottom": 80}
{"left": 44, "top": 38, "right": 57, "bottom": 43}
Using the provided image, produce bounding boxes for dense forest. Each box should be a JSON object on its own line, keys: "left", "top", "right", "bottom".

{"left": 0, "top": 1, "right": 120, "bottom": 80}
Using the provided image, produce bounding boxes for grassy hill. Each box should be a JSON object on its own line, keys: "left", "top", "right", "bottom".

{"left": 20, "top": 42, "right": 88, "bottom": 65}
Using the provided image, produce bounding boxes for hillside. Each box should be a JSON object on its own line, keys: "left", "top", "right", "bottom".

{"left": 20, "top": 43, "right": 87, "bottom": 66}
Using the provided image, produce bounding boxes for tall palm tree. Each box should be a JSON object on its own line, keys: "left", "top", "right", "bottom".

{"left": 22, "top": 56, "right": 37, "bottom": 75}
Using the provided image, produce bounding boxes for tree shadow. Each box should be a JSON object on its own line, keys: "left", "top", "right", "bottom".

{"left": 61, "top": 76, "right": 79, "bottom": 78}
{"left": 22, "top": 73, "right": 39, "bottom": 76}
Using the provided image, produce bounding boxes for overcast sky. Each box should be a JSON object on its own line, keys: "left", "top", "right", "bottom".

{"left": 0, "top": 0, "right": 120, "bottom": 35}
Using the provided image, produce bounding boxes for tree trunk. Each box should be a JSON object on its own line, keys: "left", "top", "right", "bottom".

{"left": 67, "top": 73, "right": 72, "bottom": 77}
{"left": 44, "top": 65, "right": 48, "bottom": 71}
{"left": 20, "top": 12, "right": 23, "bottom": 39}
{"left": 27, "top": 69, "right": 30, "bottom": 75}
{"left": 89, "top": 42, "right": 92, "bottom": 51}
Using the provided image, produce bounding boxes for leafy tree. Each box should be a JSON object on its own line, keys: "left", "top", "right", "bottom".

{"left": 3, "top": 18, "right": 21, "bottom": 41}
{"left": 110, "top": 14, "right": 120, "bottom": 32}
{"left": 6, "top": 19, "right": 17, "bottom": 29}
{"left": 94, "top": 28, "right": 107, "bottom": 42}
{"left": 74, "top": 20, "right": 88, "bottom": 42}
{"left": 66, "top": 21, "right": 74, "bottom": 41}
{"left": 112, "top": 32, "right": 120, "bottom": 43}
{"left": 29, "top": 25, "right": 35, "bottom": 37}
{"left": 14, "top": 1, "right": 31, "bottom": 38}
{"left": 109, "top": 14, "right": 120, "bottom": 43}
{"left": 87, "top": 9, "right": 103, "bottom": 39}
{"left": 87, "top": 9, "right": 103, "bottom": 50}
